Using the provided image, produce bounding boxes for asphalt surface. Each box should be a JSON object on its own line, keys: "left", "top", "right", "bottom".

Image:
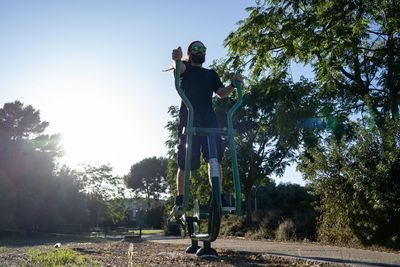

{"left": 148, "top": 237, "right": 400, "bottom": 267}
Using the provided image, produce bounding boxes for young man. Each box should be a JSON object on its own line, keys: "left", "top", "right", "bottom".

{"left": 171, "top": 41, "right": 242, "bottom": 217}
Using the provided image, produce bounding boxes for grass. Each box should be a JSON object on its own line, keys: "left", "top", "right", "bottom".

{"left": 0, "top": 232, "right": 105, "bottom": 247}
{"left": 26, "top": 248, "right": 99, "bottom": 267}
{"left": 128, "top": 229, "right": 164, "bottom": 235}
{"left": 0, "top": 246, "right": 8, "bottom": 253}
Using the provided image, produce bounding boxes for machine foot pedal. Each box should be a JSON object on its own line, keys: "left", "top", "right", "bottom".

{"left": 185, "top": 245, "right": 201, "bottom": 254}
{"left": 196, "top": 247, "right": 218, "bottom": 257}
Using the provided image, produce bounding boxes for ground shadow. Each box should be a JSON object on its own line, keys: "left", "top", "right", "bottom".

{"left": 0, "top": 232, "right": 118, "bottom": 247}
{"left": 198, "top": 250, "right": 280, "bottom": 267}
{"left": 266, "top": 251, "right": 400, "bottom": 267}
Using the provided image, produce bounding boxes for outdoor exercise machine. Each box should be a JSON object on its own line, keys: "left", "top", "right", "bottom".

{"left": 173, "top": 60, "right": 243, "bottom": 257}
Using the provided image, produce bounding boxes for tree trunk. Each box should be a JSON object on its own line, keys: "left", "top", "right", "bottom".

{"left": 146, "top": 187, "right": 151, "bottom": 209}
{"left": 244, "top": 186, "right": 253, "bottom": 226}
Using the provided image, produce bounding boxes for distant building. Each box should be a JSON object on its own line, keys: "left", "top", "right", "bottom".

{"left": 124, "top": 198, "right": 166, "bottom": 222}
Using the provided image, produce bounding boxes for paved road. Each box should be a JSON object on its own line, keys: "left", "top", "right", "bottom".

{"left": 148, "top": 237, "right": 400, "bottom": 267}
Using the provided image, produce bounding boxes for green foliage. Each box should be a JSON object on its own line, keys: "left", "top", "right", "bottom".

{"left": 0, "top": 101, "right": 53, "bottom": 142}
{"left": 164, "top": 105, "right": 180, "bottom": 160}
{"left": 165, "top": 62, "right": 319, "bottom": 226}
{"left": 218, "top": 182, "right": 317, "bottom": 241}
{"left": 251, "top": 182, "right": 317, "bottom": 240}
{"left": 164, "top": 105, "right": 180, "bottom": 196}
{"left": 135, "top": 206, "right": 164, "bottom": 229}
{"left": 227, "top": 0, "right": 400, "bottom": 248}
{"left": 220, "top": 215, "right": 246, "bottom": 237}
{"left": 78, "top": 164, "right": 126, "bottom": 201}
{"left": 0, "top": 101, "right": 88, "bottom": 232}
{"left": 164, "top": 106, "right": 212, "bottom": 209}
{"left": 128, "top": 229, "right": 163, "bottom": 235}
{"left": 27, "top": 248, "right": 99, "bottom": 267}
{"left": 77, "top": 164, "right": 128, "bottom": 227}
{"left": 127, "top": 157, "right": 168, "bottom": 209}
{"left": 217, "top": 73, "right": 319, "bottom": 225}
{"left": 103, "top": 198, "right": 128, "bottom": 225}
{"left": 0, "top": 100, "right": 148, "bottom": 232}
{"left": 50, "top": 166, "right": 89, "bottom": 231}
{"left": 299, "top": 120, "right": 400, "bottom": 247}
{"left": 164, "top": 222, "right": 181, "bottom": 236}
{"left": 226, "top": 0, "right": 400, "bottom": 127}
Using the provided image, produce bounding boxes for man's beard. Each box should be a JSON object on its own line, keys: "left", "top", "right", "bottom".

{"left": 191, "top": 53, "right": 205, "bottom": 64}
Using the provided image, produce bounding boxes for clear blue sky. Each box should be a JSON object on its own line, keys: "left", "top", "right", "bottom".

{"left": 0, "top": 0, "right": 307, "bottom": 185}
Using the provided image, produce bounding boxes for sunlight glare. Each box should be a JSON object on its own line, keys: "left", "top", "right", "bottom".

{"left": 43, "top": 76, "right": 147, "bottom": 175}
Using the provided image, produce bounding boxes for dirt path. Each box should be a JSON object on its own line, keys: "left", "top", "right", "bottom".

{"left": 149, "top": 237, "right": 400, "bottom": 267}
{"left": 1, "top": 234, "right": 398, "bottom": 266}
{"left": 0, "top": 238, "right": 334, "bottom": 267}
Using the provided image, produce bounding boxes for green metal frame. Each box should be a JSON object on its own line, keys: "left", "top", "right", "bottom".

{"left": 174, "top": 61, "right": 194, "bottom": 212}
{"left": 227, "top": 80, "right": 243, "bottom": 215}
{"left": 174, "top": 60, "right": 242, "bottom": 242}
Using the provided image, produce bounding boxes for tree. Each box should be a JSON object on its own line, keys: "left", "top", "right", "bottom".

{"left": 77, "top": 164, "right": 128, "bottom": 227}
{"left": 164, "top": 106, "right": 181, "bottom": 198}
{"left": 0, "top": 101, "right": 84, "bottom": 231}
{"left": 220, "top": 74, "right": 319, "bottom": 225}
{"left": 249, "top": 181, "right": 317, "bottom": 240}
{"left": 226, "top": 0, "right": 399, "bottom": 125}
{"left": 164, "top": 72, "right": 318, "bottom": 225}
{"left": 51, "top": 166, "right": 89, "bottom": 232}
{"left": 164, "top": 106, "right": 212, "bottom": 212}
{"left": 127, "top": 157, "right": 168, "bottom": 209}
{"left": 225, "top": 0, "right": 400, "bottom": 147}
{"left": 225, "top": 0, "right": 400, "bottom": 246}
{"left": 299, "top": 121, "right": 400, "bottom": 247}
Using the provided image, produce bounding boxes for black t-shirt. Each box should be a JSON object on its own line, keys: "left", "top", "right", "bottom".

{"left": 178, "top": 61, "right": 224, "bottom": 128}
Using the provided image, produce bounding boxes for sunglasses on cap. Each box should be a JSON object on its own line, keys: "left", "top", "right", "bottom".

{"left": 191, "top": 45, "right": 207, "bottom": 53}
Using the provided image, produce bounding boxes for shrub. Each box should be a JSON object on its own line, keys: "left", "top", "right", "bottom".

{"left": 275, "top": 219, "right": 296, "bottom": 241}
{"left": 219, "top": 215, "right": 246, "bottom": 237}
{"left": 163, "top": 222, "right": 182, "bottom": 236}
{"left": 245, "top": 227, "right": 275, "bottom": 240}
{"left": 300, "top": 122, "right": 400, "bottom": 248}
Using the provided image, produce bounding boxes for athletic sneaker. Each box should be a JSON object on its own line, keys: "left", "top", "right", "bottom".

{"left": 170, "top": 204, "right": 183, "bottom": 218}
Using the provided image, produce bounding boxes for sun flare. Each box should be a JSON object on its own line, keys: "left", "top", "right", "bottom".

{"left": 44, "top": 78, "right": 142, "bottom": 174}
